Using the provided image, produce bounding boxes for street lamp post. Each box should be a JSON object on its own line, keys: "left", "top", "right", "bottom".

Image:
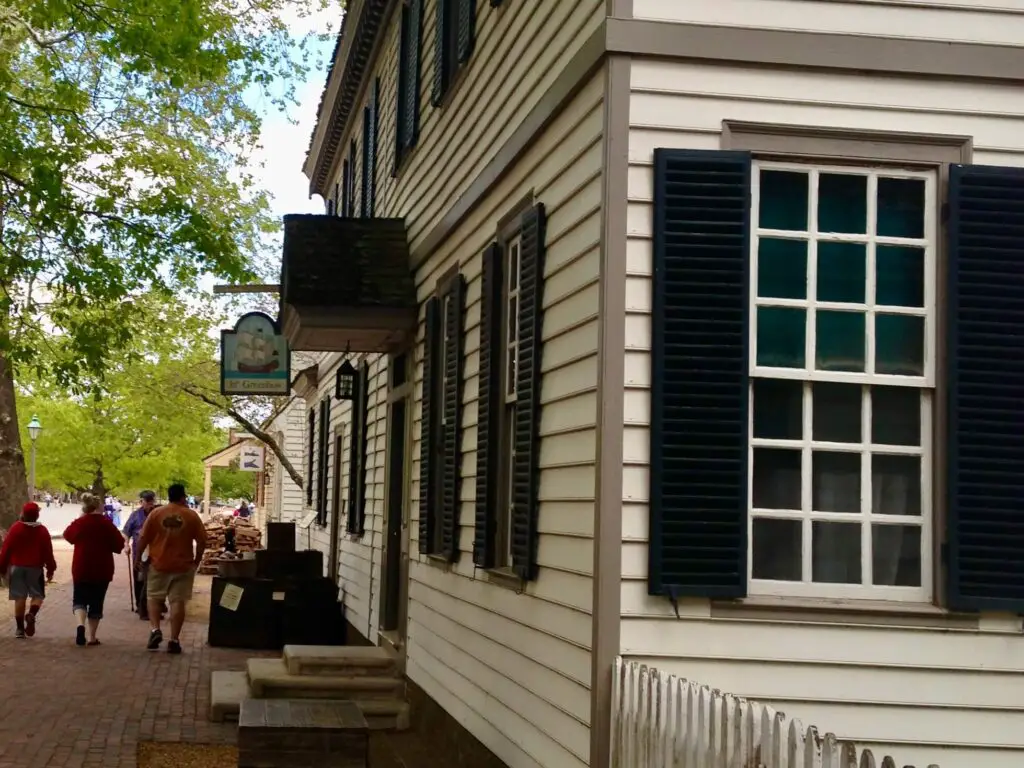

{"left": 27, "top": 415, "right": 42, "bottom": 500}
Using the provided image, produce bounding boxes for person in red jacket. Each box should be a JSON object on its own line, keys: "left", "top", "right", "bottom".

{"left": 0, "top": 502, "right": 57, "bottom": 639}
{"left": 63, "top": 493, "right": 125, "bottom": 646}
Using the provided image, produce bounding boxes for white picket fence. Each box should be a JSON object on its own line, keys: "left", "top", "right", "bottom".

{"left": 611, "top": 658, "right": 939, "bottom": 768}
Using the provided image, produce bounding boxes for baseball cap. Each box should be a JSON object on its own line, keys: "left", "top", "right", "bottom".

{"left": 22, "top": 502, "right": 40, "bottom": 515}
{"left": 140, "top": 490, "right": 156, "bottom": 502}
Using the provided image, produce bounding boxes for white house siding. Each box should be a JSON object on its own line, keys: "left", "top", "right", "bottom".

{"left": 401, "top": 66, "right": 605, "bottom": 768}
{"left": 620, "top": 58, "right": 1024, "bottom": 768}
{"left": 631, "top": 0, "right": 1024, "bottom": 46}
{"left": 296, "top": 0, "right": 607, "bottom": 765}
{"left": 296, "top": 353, "right": 388, "bottom": 638}
{"left": 266, "top": 397, "right": 307, "bottom": 525}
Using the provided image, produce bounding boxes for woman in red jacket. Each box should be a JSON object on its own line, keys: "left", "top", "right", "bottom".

{"left": 0, "top": 502, "right": 57, "bottom": 638}
{"left": 63, "top": 493, "right": 125, "bottom": 646}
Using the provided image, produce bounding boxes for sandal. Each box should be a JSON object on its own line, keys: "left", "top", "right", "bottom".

{"left": 87, "top": 639, "right": 101, "bottom": 646}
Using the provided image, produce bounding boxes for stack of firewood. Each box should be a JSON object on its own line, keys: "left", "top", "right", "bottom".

{"left": 198, "top": 516, "right": 262, "bottom": 575}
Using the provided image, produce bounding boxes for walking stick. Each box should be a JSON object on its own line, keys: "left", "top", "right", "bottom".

{"left": 127, "top": 550, "right": 135, "bottom": 613}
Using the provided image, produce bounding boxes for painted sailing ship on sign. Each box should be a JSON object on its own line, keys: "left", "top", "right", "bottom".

{"left": 221, "top": 312, "right": 291, "bottom": 396}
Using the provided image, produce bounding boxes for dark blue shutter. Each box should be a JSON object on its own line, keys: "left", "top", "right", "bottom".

{"left": 396, "top": 0, "right": 421, "bottom": 170}
{"left": 341, "top": 160, "right": 350, "bottom": 217}
{"left": 947, "top": 163, "right": 1024, "bottom": 613}
{"left": 441, "top": 275, "right": 466, "bottom": 562}
{"left": 317, "top": 397, "right": 331, "bottom": 526}
{"left": 348, "top": 139, "right": 357, "bottom": 216}
{"left": 457, "top": 0, "right": 475, "bottom": 63}
{"left": 474, "top": 244, "right": 503, "bottom": 568}
{"left": 510, "top": 204, "right": 546, "bottom": 581}
{"left": 418, "top": 298, "right": 439, "bottom": 553}
{"left": 431, "top": 0, "right": 448, "bottom": 106}
{"left": 346, "top": 363, "right": 364, "bottom": 536}
{"left": 361, "top": 108, "right": 371, "bottom": 218}
{"left": 357, "top": 362, "right": 371, "bottom": 535}
{"left": 368, "top": 78, "right": 379, "bottom": 216}
{"left": 649, "top": 149, "right": 751, "bottom": 599}
{"left": 306, "top": 408, "right": 315, "bottom": 506}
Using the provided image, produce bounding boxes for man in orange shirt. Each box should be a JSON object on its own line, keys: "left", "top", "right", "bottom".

{"left": 136, "top": 483, "right": 207, "bottom": 654}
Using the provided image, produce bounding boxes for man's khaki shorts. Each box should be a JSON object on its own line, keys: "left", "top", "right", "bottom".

{"left": 147, "top": 567, "right": 196, "bottom": 603}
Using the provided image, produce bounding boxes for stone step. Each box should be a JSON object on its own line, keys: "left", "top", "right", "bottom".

{"left": 209, "top": 670, "right": 249, "bottom": 723}
{"left": 283, "top": 644, "right": 401, "bottom": 677}
{"left": 358, "top": 699, "right": 411, "bottom": 731}
{"left": 247, "top": 658, "right": 405, "bottom": 701}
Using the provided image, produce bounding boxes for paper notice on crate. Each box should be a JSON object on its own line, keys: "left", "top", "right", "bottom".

{"left": 219, "top": 584, "right": 244, "bottom": 611}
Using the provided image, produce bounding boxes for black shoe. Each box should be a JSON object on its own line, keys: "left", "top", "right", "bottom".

{"left": 75, "top": 626, "right": 86, "bottom": 646}
{"left": 15, "top": 628, "right": 25, "bottom": 639}
{"left": 147, "top": 628, "right": 163, "bottom": 650}
{"left": 138, "top": 613, "right": 149, "bottom": 620}
{"left": 167, "top": 639, "right": 182, "bottom": 655}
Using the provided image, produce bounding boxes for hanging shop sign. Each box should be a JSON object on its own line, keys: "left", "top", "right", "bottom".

{"left": 239, "top": 444, "right": 265, "bottom": 472}
{"left": 221, "top": 312, "right": 291, "bottom": 396}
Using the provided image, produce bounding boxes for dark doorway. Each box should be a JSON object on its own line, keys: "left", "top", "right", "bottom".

{"left": 381, "top": 352, "right": 412, "bottom": 640}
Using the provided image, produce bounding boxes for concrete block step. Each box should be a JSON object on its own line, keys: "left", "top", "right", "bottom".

{"left": 283, "top": 644, "right": 401, "bottom": 677}
{"left": 209, "top": 670, "right": 248, "bottom": 723}
{"left": 359, "top": 699, "right": 411, "bottom": 731}
{"left": 247, "top": 658, "right": 405, "bottom": 701}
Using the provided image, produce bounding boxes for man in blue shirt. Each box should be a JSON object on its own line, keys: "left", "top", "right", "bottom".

{"left": 123, "top": 491, "right": 158, "bottom": 619}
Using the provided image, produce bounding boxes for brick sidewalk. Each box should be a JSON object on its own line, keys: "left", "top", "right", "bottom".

{"left": 0, "top": 543, "right": 258, "bottom": 768}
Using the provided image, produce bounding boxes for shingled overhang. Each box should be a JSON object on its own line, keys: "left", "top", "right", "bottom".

{"left": 305, "top": 0, "right": 393, "bottom": 197}
{"left": 279, "top": 215, "right": 417, "bottom": 353}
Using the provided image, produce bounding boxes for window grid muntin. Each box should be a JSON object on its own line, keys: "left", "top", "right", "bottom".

{"left": 748, "top": 160, "right": 936, "bottom": 602}
{"left": 505, "top": 237, "right": 521, "bottom": 401}
{"left": 750, "top": 162, "right": 937, "bottom": 388}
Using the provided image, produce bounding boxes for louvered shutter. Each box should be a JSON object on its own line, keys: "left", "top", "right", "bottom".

{"left": 396, "top": 0, "right": 421, "bottom": 164}
{"left": 648, "top": 149, "right": 751, "bottom": 599}
{"left": 441, "top": 275, "right": 466, "bottom": 562}
{"left": 510, "top": 205, "right": 546, "bottom": 581}
{"left": 306, "top": 408, "right": 315, "bottom": 506}
{"left": 457, "top": 0, "right": 475, "bottom": 63}
{"left": 317, "top": 397, "right": 331, "bottom": 526}
{"left": 346, "top": 366, "right": 364, "bottom": 536}
{"left": 418, "top": 298, "right": 440, "bottom": 553}
{"left": 361, "top": 107, "right": 371, "bottom": 218}
{"left": 474, "top": 244, "right": 502, "bottom": 567}
{"left": 348, "top": 139, "right": 357, "bottom": 216}
{"left": 341, "top": 160, "right": 350, "bottom": 217}
{"left": 368, "top": 79, "right": 379, "bottom": 216}
{"left": 431, "top": 0, "right": 448, "bottom": 106}
{"left": 357, "top": 362, "right": 371, "bottom": 536}
{"left": 947, "top": 164, "right": 1024, "bottom": 613}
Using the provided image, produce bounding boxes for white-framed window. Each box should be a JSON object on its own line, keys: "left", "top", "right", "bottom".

{"left": 498, "top": 236, "right": 522, "bottom": 567}
{"left": 748, "top": 161, "right": 936, "bottom": 601}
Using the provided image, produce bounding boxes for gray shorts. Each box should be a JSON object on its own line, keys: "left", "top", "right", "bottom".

{"left": 8, "top": 566, "right": 45, "bottom": 600}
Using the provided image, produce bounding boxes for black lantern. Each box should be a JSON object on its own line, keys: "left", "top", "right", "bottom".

{"left": 335, "top": 359, "right": 358, "bottom": 400}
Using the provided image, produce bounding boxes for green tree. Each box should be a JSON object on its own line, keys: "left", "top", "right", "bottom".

{"left": 0, "top": 0, "right": 329, "bottom": 523}
{"left": 211, "top": 459, "right": 257, "bottom": 502}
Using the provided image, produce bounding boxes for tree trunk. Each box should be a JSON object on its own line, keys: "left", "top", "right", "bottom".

{"left": 0, "top": 353, "right": 28, "bottom": 528}
{"left": 91, "top": 467, "right": 106, "bottom": 497}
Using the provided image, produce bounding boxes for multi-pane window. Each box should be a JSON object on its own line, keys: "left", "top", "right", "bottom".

{"left": 748, "top": 162, "right": 936, "bottom": 601}
{"left": 496, "top": 236, "right": 522, "bottom": 566}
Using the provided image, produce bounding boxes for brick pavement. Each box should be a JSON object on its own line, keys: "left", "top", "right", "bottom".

{"left": 0, "top": 542, "right": 262, "bottom": 768}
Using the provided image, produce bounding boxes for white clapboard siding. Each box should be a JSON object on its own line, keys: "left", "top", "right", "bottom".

{"left": 621, "top": 57, "right": 1024, "bottom": 768}
{"left": 299, "top": 0, "right": 607, "bottom": 765}
{"left": 612, "top": 658, "right": 940, "bottom": 768}
{"left": 400, "top": 70, "right": 605, "bottom": 768}
{"left": 631, "top": 0, "right": 1024, "bottom": 46}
